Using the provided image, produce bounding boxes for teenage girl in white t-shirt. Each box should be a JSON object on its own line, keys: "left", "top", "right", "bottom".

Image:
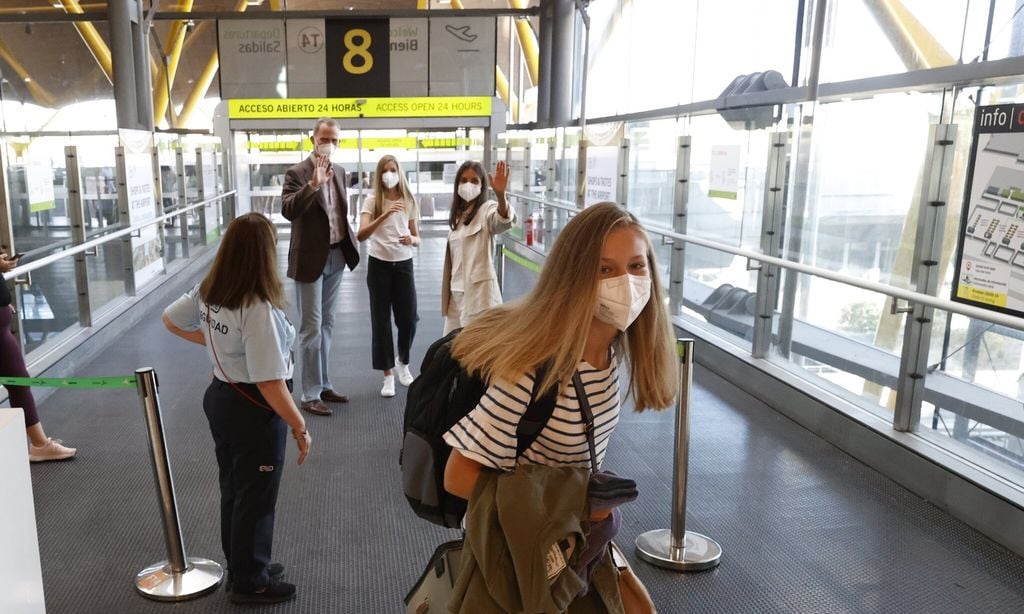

{"left": 357, "top": 155, "right": 420, "bottom": 398}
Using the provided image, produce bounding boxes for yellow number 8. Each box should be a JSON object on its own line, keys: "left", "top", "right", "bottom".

{"left": 343, "top": 28, "right": 373, "bottom": 75}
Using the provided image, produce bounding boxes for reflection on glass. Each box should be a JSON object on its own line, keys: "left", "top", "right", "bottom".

{"left": 922, "top": 311, "right": 1024, "bottom": 490}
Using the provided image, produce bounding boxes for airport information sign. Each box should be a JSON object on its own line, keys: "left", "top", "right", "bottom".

{"left": 953, "top": 104, "right": 1024, "bottom": 317}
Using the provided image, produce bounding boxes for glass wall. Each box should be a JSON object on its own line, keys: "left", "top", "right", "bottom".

{"left": 496, "top": 1, "right": 1024, "bottom": 501}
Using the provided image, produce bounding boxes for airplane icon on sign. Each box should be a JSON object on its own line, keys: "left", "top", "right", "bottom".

{"left": 445, "top": 25, "right": 477, "bottom": 42}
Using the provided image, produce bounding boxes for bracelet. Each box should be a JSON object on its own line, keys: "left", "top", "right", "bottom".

{"left": 292, "top": 428, "right": 308, "bottom": 440}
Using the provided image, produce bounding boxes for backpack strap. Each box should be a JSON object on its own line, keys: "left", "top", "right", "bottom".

{"left": 571, "top": 371, "right": 599, "bottom": 474}
{"left": 515, "top": 362, "right": 559, "bottom": 457}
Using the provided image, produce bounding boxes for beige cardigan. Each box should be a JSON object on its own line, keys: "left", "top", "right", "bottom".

{"left": 441, "top": 199, "right": 517, "bottom": 318}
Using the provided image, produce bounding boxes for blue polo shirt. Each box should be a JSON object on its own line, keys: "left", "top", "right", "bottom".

{"left": 164, "top": 285, "right": 295, "bottom": 383}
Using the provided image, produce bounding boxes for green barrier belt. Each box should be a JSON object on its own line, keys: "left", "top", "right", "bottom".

{"left": 502, "top": 247, "right": 542, "bottom": 273}
{"left": 0, "top": 375, "right": 137, "bottom": 389}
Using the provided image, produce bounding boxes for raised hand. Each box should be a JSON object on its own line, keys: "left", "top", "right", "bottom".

{"left": 489, "top": 160, "right": 509, "bottom": 196}
{"left": 310, "top": 154, "right": 334, "bottom": 189}
{"left": 385, "top": 201, "right": 406, "bottom": 217}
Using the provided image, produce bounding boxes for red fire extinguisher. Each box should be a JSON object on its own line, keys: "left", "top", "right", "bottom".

{"left": 525, "top": 215, "right": 534, "bottom": 246}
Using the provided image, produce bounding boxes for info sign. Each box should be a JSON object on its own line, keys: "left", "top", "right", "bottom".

{"left": 952, "top": 104, "right": 1024, "bottom": 317}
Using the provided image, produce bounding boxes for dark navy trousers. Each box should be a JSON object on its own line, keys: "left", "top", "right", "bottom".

{"left": 203, "top": 379, "right": 287, "bottom": 592}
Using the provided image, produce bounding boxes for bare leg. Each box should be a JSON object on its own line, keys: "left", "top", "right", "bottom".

{"left": 26, "top": 422, "right": 47, "bottom": 447}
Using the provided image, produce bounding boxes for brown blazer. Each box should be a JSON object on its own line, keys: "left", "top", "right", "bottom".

{"left": 280, "top": 157, "right": 360, "bottom": 282}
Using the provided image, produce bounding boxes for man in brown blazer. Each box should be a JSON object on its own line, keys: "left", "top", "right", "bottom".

{"left": 281, "top": 117, "right": 360, "bottom": 416}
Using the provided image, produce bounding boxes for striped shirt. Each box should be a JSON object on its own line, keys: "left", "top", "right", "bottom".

{"left": 443, "top": 355, "right": 620, "bottom": 472}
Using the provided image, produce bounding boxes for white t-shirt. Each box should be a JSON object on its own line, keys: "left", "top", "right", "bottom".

{"left": 164, "top": 286, "right": 296, "bottom": 383}
{"left": 361, "top": 195, "right": 414, "bottom": 262}
{"left": 443, "top": 355, "right": 620, "bottom": 471}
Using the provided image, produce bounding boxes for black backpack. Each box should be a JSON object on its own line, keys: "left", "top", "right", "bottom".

{"left": 400, "top": 329, "right": 559, "bottom": 528}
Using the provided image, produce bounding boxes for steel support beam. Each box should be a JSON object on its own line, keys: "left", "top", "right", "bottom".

{"left": 893, "top": 123, "right": 957, "bottom": 431}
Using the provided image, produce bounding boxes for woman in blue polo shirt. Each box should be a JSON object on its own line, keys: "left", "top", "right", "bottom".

{"left": 163, "top": 213, "right": 311, "bottom": 605}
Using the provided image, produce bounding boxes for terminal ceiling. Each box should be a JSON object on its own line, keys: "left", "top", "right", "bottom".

{"left": 0, "top": 1, "right": 531, "bottom": 124}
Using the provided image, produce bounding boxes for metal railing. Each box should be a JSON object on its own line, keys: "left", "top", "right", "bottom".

{"left": 502, "top": 188, "right": 1024, "bottom": 448}
{"left": 5, "top": 191, "right": 234, "bottom": 280}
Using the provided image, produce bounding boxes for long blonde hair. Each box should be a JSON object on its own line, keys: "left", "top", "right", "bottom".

{"left": 371, "top": 154, "right": 417, "bottom": 219}
{"left": 452, "top": 202, "right": 677, "bottom": 411}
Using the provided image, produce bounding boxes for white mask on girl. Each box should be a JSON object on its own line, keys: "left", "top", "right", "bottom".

{"left": 594, "top": 274, "right": 652, "bottom": 331}
{"left": 381, "top": 171, "right": 400, "bottom": 189}
{"left": 458, "top": 181, "right": 482, "bottom": 202}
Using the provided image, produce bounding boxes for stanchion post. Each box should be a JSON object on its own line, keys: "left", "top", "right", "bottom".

{"left": 134, "top": 367, "right": 223, "bottom": 601}
{"left": 635, "top": 339, "right": 722, "bottom": 571}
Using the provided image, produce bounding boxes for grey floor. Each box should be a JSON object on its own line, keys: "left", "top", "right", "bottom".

{"left": 26, "top": 227, "right": 1024, "bottom": 613}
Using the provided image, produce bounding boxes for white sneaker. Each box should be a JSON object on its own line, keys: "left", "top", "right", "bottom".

{"left": 381, "top": 375, "right": 396, "bottom": 398}
{"left": 395, "top": 362, "right": 414, "bottom": 387}
{"left": 29, "top": 437, "right": 77, "bottom": 463}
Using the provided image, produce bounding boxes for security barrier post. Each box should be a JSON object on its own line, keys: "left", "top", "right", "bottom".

{"left": 636, "top": 339, "right": 722, "bottom": 571}
{"left": 134, "top": 367, "right": 222, "bottom": 600}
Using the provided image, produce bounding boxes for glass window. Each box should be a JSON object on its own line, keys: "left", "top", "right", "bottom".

{"left": 626, "top": 118, "right": 680, "bottom": 228}
{"left": 817, "top": 0, "right": 988, "bottom": 83}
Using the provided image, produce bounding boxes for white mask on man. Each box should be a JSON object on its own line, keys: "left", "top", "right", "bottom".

{"left": 382, "top": 171, "right": 400, "bottom": 189}
{"left": 458, "top": 182, "right": 482, "bottom": 202}
{"left": 594, "top": 274, "right": 652, "bottom": 331}
{"left": 317, "top": 143, "right": 335, "bottom": 158}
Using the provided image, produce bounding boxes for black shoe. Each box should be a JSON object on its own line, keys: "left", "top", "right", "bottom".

{"left": 224, "top": 563, "right": 286, "bottom": 593}
{"left": 229, "top": 578, "right": 296, "bottom": 605}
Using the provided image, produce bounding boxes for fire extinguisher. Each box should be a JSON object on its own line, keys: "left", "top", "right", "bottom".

{"left": 525, "top": 215, "right": 534, "bottom": 246}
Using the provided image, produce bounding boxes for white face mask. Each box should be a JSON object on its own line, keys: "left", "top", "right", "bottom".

{"left": 458, "top": 181, "right": 482, "bottom": 202}
{"left": 381, "top": 171, "right": 400, "bottom": 189}
{"left": 316, "top": 143, "right": 335, "bottom": 158}
{"left": 594, "top": 274, "right": 652, "bottom": 331}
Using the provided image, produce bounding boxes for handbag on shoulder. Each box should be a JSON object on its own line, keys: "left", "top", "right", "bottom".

{"left": 405, "top": 539, "right": 464, "bottom": 614}
{"left": 610, "top": 542, "right": 657, "bottom": 614}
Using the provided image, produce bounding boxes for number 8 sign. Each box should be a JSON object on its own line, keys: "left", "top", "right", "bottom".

{"left": 326, "top": 19, "right": 390, "bottom": 97}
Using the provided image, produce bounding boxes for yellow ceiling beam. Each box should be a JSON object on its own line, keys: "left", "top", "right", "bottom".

{"left": 0, "top": 2, "right": 104, "bottom": 14}
{"left": 496, "top": 65, "right": 519, "bottom": 123}
{"left": 178, "top": 0, "right": 249, "bottom": 128}
{"left": 57, "top": 0, "right": 113, "bottom": 84}
{"left": 507, "top": 0, "right": 539, "bottom": 86}
{"left": 862, "top": 0, "right": 954, "bottom": 70}
{"left": 153, "top": 0, "right": 195, "bottom": 127}
{"left": 0, "top": 38, "right": 56, "bottom": 107}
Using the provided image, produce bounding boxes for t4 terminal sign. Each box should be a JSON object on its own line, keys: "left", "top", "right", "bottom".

{"left": 218, "top": 17, "right": 494, "bottom": 99}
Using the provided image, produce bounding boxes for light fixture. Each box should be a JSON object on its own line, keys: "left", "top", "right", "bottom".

{"left": 246, "top": 0, "right": 265, "bottom": 6}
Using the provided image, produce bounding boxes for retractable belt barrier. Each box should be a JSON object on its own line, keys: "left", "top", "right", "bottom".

{"left": 635, "top": 339, "right": 723, "bottom": 571}
{"left": 0, "top": 376, "right": 137, "bottom": 388}
{"left": 2, "top": 368, "right": 223, "bottom": 601}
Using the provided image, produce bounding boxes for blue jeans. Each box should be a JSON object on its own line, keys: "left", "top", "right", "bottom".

{"left": 295, "top": 248, "right": 346, "bottom": 402}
